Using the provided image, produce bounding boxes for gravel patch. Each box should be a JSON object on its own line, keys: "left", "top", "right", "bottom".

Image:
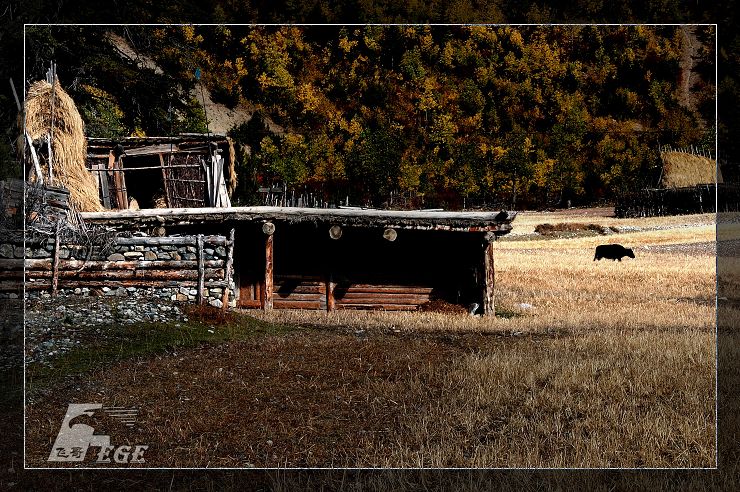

{"left": 24, "top": 296, "right": 188, "bottom": 366}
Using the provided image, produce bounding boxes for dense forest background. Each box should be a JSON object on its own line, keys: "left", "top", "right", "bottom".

{"left": 2, "top": 2, "right": 731, "bottom": 211}
{"left": 22, "top": 25, "right": 716, "bottom": 209}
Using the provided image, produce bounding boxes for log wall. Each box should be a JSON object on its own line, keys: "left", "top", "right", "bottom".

{"left": 0, "top": 232, "right": 236, "bottom": 307}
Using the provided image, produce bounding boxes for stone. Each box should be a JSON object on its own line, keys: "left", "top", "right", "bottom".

{"left": 102, "top": 287, "right": 111, "bottom": 292}
{"left": 210, "top": 288, "right": 223, "bottom": 295}
{"left": 127, "top": 287, "right": 137, "bottom": 292}
{"left": 189, "top": 289, "right": 197, "bottom": 296}
{"left": 186, "top": 246, "right": 197, "bottom": 253}
{"left": 134, "top": 245, "right": 145, "bottom": 251}
{"left": 215, "top": 246, "right": 226, "bottom": 257}
{"left": 179, "top": 286, "right": 190, "bottom": 296}
{"left": 58, "top": 249, "right": 70, "bottom": 259}
{"left": 107, "top": 253, "right": 125, "bottom": 261}
{"left": 123, "top": 251, "right": 143, "bottom": 258}
{"left": 183, "top": 253, "right": 196, "bottom": 261}
{"left": 176, "top": 294, "right": 188, "bottom": 302}
{"left": 170, "top": 252, "right": 181, "bottom": 261}
{"left": 157, "top": 252, "right": 171, "bottom": 260}
{"left": 13, "top": 246, "right": 26, "bottom": 258}
{"left": 144, "top": 251, "right": 157, "bottom": 261}
{"left": 114, "top": 287, "right": 128, "bottom": 297}
{"left": 74, "top": 288, "right": 82, "bottom": 294}
{"left": 171, "top": 294, "right": 177, "bottom": 301}
{"left": 8, "top": 293, "right": 18, "bottom": 299}
{"left": 0, "top": 244, "right": 15, "bottom": 258}
{"left": 34, "top": 248, "right": 51, "bottom": 258}
{"left": 204, "top": 248, "right": 215, "bottom": 255}
{"left": 209, "top": 299, "right": 223, "bottom": 308}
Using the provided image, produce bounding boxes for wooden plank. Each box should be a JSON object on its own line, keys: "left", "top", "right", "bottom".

{"left": 95, "top": 162, "right": 111, "bottom": 208}
{"left": 335, "top": 304, "right": 418, "bottom": 311}
{"left": 272, "top": 293, "right": 324, "bottom": 301}
{"left": 221, "top": 228, "right": 235, "bottom": 310}
{"left": 336, "top": 297, "right": 431, "bottom": 305}
{"left": 116, "top": 156, "right": 128, "bottom": 207}
{"left": 51, "top": 221, "right": 61, "bottom": 296}
{"left": 273, "top": 300, "right": 323, "bottom": 310}
{"left": 340, "top": 286, "right": 435, "bottom": 294}
{"left": 122, "top": 143, "right": 181, "bottom": 156}
{"left": 159, "top": 154, "right": 171, "bottom": 207}
{"left": 197, "top": 234, "right": 204, "bottom": 305}
{"left": 25, "top": 132, "right": 44, "bottom": 185}
{"left": 264, "top": 234, "right": 273, "bottom": 310}
{"left": 115, "top": 236, "right": 228, "bottom": 246}
{"left": 483, "top": 239, "right": 495, "bottom": 317}
{"left": 8, "top": 259, "right": 223, "bottom": 271}
{"left": 239, "top": 299, "right": 262, "bottom": 309}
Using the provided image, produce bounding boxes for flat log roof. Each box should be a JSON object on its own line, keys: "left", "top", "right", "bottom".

{"left": 81, "top": 207, "right": 517, "bottom": 233}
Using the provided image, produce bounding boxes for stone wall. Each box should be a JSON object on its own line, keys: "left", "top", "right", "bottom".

{"left": 0, "top": 234, "right": 236, "bottom": 308}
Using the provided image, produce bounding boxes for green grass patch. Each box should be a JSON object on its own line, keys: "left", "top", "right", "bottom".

{"left": 26, "top": 306, "right": 299, "bottom": 393}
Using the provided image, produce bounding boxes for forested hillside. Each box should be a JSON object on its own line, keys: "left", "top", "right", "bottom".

{"left": 25, "top": 25, "right": 715, "bottom": 209}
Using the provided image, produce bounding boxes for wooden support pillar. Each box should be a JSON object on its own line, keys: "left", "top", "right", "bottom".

{"left": 326, "top": 276, "right": 336, "bottom": 312}
{"left": 196, "top": 234, "right": 204, "bottom": 305}
{"left": 159, "top": 153, "right": 171, "bottom": 207}
{"left": 483, "top": 233, "right": 496, "bottom": 317}
{"left": 221, "top": 228, "right": 235, "bottom": 310}
{"left": 264, "top": 233, "right": 274, "bottom": 310}
{"left": 51, "top": 220, "right": 61, "bottom": 297}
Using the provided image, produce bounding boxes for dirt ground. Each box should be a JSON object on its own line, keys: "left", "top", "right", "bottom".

{"left": 23, "top": 210, "right": 717, "bottom": 469}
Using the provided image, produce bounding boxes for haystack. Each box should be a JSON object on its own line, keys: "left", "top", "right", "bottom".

{"left": 24, "top": 80, "right": 103, "bottom": 212}
{"left": 661, "top": 151, "right": 721, "bottom": 188}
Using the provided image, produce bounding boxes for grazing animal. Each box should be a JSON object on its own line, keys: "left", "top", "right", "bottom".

{"left": 594, "top": 244, "right": 635, "bottom": 262}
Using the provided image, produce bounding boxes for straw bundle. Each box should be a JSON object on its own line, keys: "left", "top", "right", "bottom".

{"left": 226, "top": 136, "right": 237, "bottom": 196}
{"left": 661, "top": 151, "right": 721, "bottom": 188}
{"left": 25, "top": 80, "right": 103, "bottom": 212}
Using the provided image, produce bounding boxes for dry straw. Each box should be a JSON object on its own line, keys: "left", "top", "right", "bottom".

{"left": 25, "top": 80, "right": 102, "bottom": 212}
{"left": 661, "top": 151, "right": 721, "bottom": 188}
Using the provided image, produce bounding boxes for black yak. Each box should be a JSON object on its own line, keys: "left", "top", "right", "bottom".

{"left": 594, "top": 244, "right": 635, "bottom": 261}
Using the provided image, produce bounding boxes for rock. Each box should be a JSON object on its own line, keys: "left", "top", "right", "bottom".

{"left": 170, "top": 252, "right": 181, "bottom": 261}
{"left": 123, "top": 251, "right": 143, "bottom": 258}
{"left": 183, "top": 253, "right": 196, "bottom": 261}
{"left": 179, "top": 286, "right": 190, "bottom": 296}
{"left": 215, "top": 246, "right": 226, "bottom": 257}
{"left": 34, "top": 248, "right": 51, "bottom": 258}
{"left": 8, "top": 293, "right": 18, "bottom": 299}
{"left": 0, "top": 244, "right": 15, "bottom": 258}
{"left": 176, "top": 294, "right": 188, "bottom": 302}
{"left": 186, "top": 246, "right": 197, "bottom": 253}
{"left": 144, "top": 251, "right": 157, "bottom": 261}
{"left": 204, "top": 248, "right": 215, "bottom": 255}
{"left": 102, "top": 287, "right": 111, "bottom": 292}
{"left": 134, "top": 245, "right": 145, "bottom": 251}
{"left": 189, "top": 289, "right": 197, "bottom": 296}
{"left": 58, "top": 249, "right": 70, "bottom": 259}
{"left": 127, "top": 287, "right": 137, "bottom": 292}
{"left": 157, "top": 252, "right": 171, "bottom": 260}
{"left": 209, "top": 299, "right": 223, "bottom": 308}
{"left": 107, "top": 253, "right": 125, "bottom": 261}
{"left": 13, "top": 246, "right": 26, "bottom": 258}
{"left": 210, "top": 288, "right": 223, "bottom": 295}
{"left": 74, "top": 288, "right": 82, "bottom": 294}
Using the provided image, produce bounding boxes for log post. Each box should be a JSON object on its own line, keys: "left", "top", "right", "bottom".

{"left": 383, "top": 228, "right": 397, "bottom": 242}
{"left": 326, "top": 275, "right": 336, "bottom": 312}
{"left": 264, "top": 233, "right": 274, "bottom": 310}
{"left": 221, "top": 228, "right": 235, "bottom": 310}
{"left": 51, "top": 220, "right": 61, "bottom": 297}
{"left": 159, "top": 153, "right": 171, "bottom": 207}
{"left": 483, "top": 233, "right": 496, "bottom": 317}
{"left": 196, "top": 234, "right": 204, "bottom": 305}
{"left": 329, "top": 225, "right": 342, "bottom": 240}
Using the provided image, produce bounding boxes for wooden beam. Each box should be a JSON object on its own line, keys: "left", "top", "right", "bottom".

{"left": 264, "top": 233, "right": 274, "bottom": 310}
{"left": 383, "top": 228, "right": 397, "bottom": 241}
{"left": 483, "top": 237, "right": 495, "bottom": 317}
{"left": 326, "top": 277, "right": 336, "bottom": 312}
{"left": 159, "top": 153, "right": 171, "bottom": 207}
{"left": 196, "top": 234, "right": 204, "bottom": 305}
{"left": 222, "top": 228, "right": 235, "bottom": 310}
{"left": 262, "top": 221, "right": 276, "bottom": 235}
{"left": 329, "top": 225, "right": 342, "bottom": 240}
{"left": 51, "top": 221, "right": 61, "bottom": 296}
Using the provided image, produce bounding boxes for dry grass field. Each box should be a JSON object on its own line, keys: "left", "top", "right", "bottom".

{"left": 24, "top": 210, "right": 717, "bottom": 469}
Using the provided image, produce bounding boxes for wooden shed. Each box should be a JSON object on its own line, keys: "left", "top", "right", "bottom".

{"left": 86, "top": 134, "right": 235, "bottom": 210}
{"left": 81, "top": 207, "right": 516, "bottom": 315}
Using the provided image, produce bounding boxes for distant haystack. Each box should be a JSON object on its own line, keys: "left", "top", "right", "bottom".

{"left": 661, "top": 151, "right": 721, "bottom": 189}
{"left": 25, "top": 80, "right": 103, "bottom": 212}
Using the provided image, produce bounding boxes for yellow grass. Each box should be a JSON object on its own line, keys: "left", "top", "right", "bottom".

{"left": 251, "top": 212, "right": 716, "bottom": 467}
{"left": 661, "top": 151, "right": 719, "bottom": 187}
